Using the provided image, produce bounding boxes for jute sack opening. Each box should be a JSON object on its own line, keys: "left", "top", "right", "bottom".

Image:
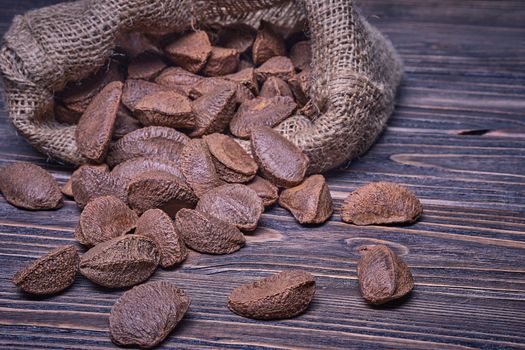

{"left": 0, "top": 0, "right": 402, "bottom": 174}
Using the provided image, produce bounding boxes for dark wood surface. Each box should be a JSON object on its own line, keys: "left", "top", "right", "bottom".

{"left": 1, "top": 1, "right": 524, "bottom": 349}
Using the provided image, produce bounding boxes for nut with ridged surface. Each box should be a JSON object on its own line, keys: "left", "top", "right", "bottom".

{"left": 228, "top": 270, "right": 315, "bottom": 320}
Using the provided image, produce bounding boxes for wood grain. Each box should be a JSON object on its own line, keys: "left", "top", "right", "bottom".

{"left": 1, "top": 0, "right": 524, "bottom": 349}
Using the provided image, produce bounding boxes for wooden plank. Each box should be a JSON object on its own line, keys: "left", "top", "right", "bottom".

{"left": 0, "top": 0, "right": 524, "bottom": 349}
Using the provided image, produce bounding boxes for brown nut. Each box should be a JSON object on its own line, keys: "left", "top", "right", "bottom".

{"left": 340, "top": 182, "right": 423, "bottom": 225}
{"left": 71, "top": 166, "right": 127, "bottom": 208}
{"left": 259, "top": 76, "right": 294, "bottom": 99}
{"left": 12, "top": 245, "right": 79, "bottom": 295}
{"left": 165, "top": 31, "right": 212, "bottom": 73}
{"left": 230, "top": 96, "right": 297, "bottom": 139}
{"left": 228, "top": 270, "right": 315, "bottom": 320}
{"left": 180, "top": 139, "right": 222, "bottom": 198}
{"left": 111, "top": 157, "right": 184, "bottom": 187}
{"left": 203, "top": 47, "right": 240, "bottom": 77}
{"left": 190, "top": 86, "right": 236, "bottom": 137}
{"left": 135, "top": 209, "right": 188, "bottom": 268}
{"left": 127, "top": 170, "right": 198, "bottom": 218}
{"left": 79, "top": 235, "right": 160, "bottom": 288}
{"left": 176, "top": 208, "right": 246, "bottom": 255}
{"left": 75, "top": 195, "right": 138, "bottom": 247}
{"left": 279, "top": 175, "right": 333, "bottom": 224}
{"left": 134, "top": 91, "right": 195, "bottom": 129}
{"left": 252, "top": 21, "right": 286, "bottom": 66}
{"left": 357, "top": 245, "right": 414, "bottom": 305}
{"left": 246, "top": 176, "right": 279, "bottom": 207}
{"left": 203, "top": 133, "right": 258, "bottom": 183}
{"left": 289, "top": 41, "right": 312, "bottom": 71}
{"left": 107, "top": 126, "right": 190, "bottom": 167}
{"left": 250, "top": 126, "right": 309, "bottom": 188}
{"left": 75, "top": 81, "right": 123, "bottom": 162}
{"left": 195, "top": 184, "right": 263, "bottom": 231}
{"left": 122, "top": 79, "right": 171, "bottom": 111}
{"left": 0, "top": 162, "right": 63, "bottom": 210}
{"left": 154, "top": 67, "right": 204, "bottom": 96}
{"left": 109, "top": 281, "right": 190, "bottom": 348}
{"left": 190, "top": 77, "right": 254, "bottom": 105}
{"left": 62, "top": 163, "right": 109, "bottom": 198}
{"left": 255, "top": 56, "right": 295, "bottom": 82}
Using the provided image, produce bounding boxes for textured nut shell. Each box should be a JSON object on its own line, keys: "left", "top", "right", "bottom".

{"left": 195, "top": 184, "right": 263, "bottom": 231}
{"left": 289, "top": 40, "right": 312, "bottom": 71}
{"left": 127, "top": 170, "right": 198, "bottom": 217}
{"left": 180, "top": 139, "right": 222, "bottom": 198}
{"left": 190, "top": 77, "right": 254, "bottom": 105}
{"left": 154, "top": 67, "right": 204, "bottom": 96}
{"left": 203, "top": 133, "right": 258, "bottom": 183}
{"left": 165, "top": 31, "right": 212, "bottom": 73}
{"left": 189, "top": 87, "right": 236, "bottom": 137}
{"left": 176, "top": 209, "right": 245, "bottom": 255}
{"left": 250, "top": 126, "right": 309, "bottom": 188}
{"left": 252, "top": 21, "right": 286, "bottom": 66}
{"left": 230, "top": 96, "right": 297, "bottom": 139}
{"left": 12, "top": 245, "right": 79, "bottom": 295}
{"left": 0, "top": 162, "right": 63, "bottom": 210}
{"left": 357, "top": 245, "right": 414, "bottom": 305}
{"left": 135, "top": 209, "right": 187, "bottom": 268}
{"left": 110, "top": 280, "right": 190, "bottom": 348}
{"left": 75, "top": 81, "right": 122, "bottom": 162}
{"left": 246, "top": 176, "right": 279, "bottom": 207}
{"left": 340, "top": 182, "right": 423, "bottom": 225}
{"left": 134, "top": 91, "right": 195, "bottom": 129}
{"left": 259, "top": 76, "right": 294, "bottom": 99}
{"left": 111, "top": 157, "right": 184, "bottom": 186}
{"left": 71, "top": 166, "right": 127, "bottom": 208}
{"left": 80, "top": 235, "right": 160, "bottom": 288}
{"left": 278, "top": 175, "right": 333, "bottom": 224}
{"left": 122, "top": 79, "right": 170, "bottom": 111}
{"left": 75, "top": 196, "right": 138, "bottom": 247}
{"left": 203, "top": 47, "right": 240, "bottom": 77}
{"left": 228, "top": 270, "right": 315, "bottom": 320}
{"left": 107, "top": 126, "right": 189, "bottom": 167}
{"left": 62, "top": 163, "right": 109, "bottom": 198}
{"left": 255, "top": 56, "right": 295, "bottom": 82}
{"left": 190, "top": 77, "right": 234, "bottom": 99}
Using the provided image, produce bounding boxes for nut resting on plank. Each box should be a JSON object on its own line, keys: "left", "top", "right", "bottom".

{"left": 357, "top": 245, "right": 414, "bottom": 305}
{"left": 228, "top": 270, "right": 316, "bottom": 320}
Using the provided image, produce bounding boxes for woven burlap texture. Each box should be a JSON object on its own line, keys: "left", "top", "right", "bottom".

{"left": 0, "top": 0, "right": 402, "bottom": 173}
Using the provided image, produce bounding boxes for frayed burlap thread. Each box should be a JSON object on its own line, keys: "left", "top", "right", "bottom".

{"left": 0, "top": 0, "right": 402, "bottom": 173}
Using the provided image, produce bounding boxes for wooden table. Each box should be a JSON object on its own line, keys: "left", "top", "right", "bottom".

{"left": 1, "top": 1, "right": 524, "bottom": 349}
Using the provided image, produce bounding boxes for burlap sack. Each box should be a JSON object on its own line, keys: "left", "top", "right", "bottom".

{"left": 0, "top": 0, "right": 402, "bottom": 173}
